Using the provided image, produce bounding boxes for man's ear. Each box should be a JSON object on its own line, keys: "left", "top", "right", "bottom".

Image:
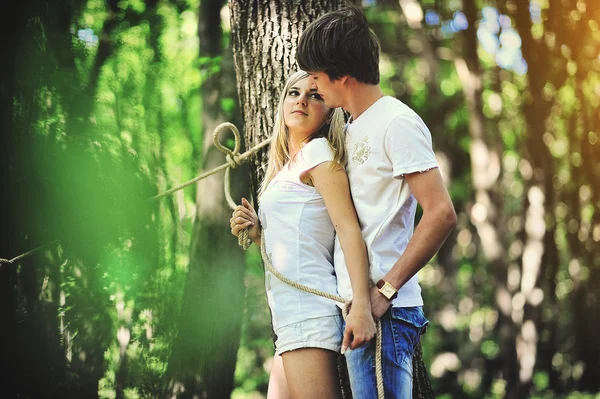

{"left": 338, "top": 75, "right": 349, "bottom": 85}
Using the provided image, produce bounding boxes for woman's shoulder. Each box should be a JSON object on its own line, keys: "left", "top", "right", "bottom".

{"left": 302, "top": 137, "right": 331, "bottom": 155}
{"left": 295, "top": 137, "right": 334, "bottom": 170}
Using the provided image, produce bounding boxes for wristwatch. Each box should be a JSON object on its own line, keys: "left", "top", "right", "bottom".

{"left": 376, "top": 279, "right": 398, "bottom": 300}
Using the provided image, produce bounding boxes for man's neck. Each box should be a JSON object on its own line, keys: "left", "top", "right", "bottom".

{"left": 342, "top": 83, "right": 385, "bottom": 122}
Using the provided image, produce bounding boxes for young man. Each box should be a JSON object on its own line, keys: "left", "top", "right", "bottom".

{"left": 297, "top": 4, "right": 457, "bottom": 398}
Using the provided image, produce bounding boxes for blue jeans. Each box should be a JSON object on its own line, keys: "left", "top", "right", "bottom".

{"left": 343, "top": 306, "right": 428, "bottom": 399}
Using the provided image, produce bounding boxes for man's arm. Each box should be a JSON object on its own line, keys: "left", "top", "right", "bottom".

{"left": 370, "top": 167, "right": 457, "bottom": 319}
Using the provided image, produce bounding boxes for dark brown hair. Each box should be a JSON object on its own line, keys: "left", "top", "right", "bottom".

{"left": 297, "top": 3, "right": 380, "bottom": 84}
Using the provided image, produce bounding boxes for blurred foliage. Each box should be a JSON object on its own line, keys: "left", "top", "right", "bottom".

{"left": 4, "top": 0, "right": 600, "bottom": 398}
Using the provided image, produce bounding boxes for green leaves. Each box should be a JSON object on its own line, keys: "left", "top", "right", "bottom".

{"left": 36, "top": 138, "right": 158, "bottom": 268}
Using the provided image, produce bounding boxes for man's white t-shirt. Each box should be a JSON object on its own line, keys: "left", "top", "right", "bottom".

{"left": 334, "top": 96, "right": 439, "bottom": 308}
{"left": 259, "top": 138, "right": 340, "bottom": 331}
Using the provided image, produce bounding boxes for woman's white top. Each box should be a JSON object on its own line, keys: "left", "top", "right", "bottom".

{"left": 259, "top": 138, "right": 339, "bottom": 331}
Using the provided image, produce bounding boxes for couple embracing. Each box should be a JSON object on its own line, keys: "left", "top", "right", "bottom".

{"left": 229, "top": 4, "right": 456, "bottom": 398}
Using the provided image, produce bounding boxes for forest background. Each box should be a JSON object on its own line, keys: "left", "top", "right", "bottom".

{"left": 1, "top": 0, "right": 599, "bottom": 398}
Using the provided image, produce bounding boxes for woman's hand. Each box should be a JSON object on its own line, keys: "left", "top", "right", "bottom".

{"left": 341, "top": 302, "right": 377, "bottom": 354}
{"left": 230, "top": 197, "right": 260, "bottom": 245}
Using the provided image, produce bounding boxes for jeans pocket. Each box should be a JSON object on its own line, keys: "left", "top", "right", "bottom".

{"left": 389, "top": 306, "right": 429, "bottom": 366}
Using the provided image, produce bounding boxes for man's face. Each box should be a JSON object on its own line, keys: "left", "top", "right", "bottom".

{"left": 308, "top": 72, "right": 344, "bottom": 108}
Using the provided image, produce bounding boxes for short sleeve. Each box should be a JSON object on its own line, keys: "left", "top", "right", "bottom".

{"left": 384, "top": 113, "right": 439, "bottom": 177}
{"left": 296, "top": 138, "right": 335, "bottom": 174}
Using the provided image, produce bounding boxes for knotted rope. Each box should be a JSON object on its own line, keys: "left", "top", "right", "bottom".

{"left": 150, "top": 122, "right": 270, "bottom": 202}
{"left": 187, "top": 122, "right": 271, "bottom": 250}
{"left": 255, "top": 232, "right": 386, "bottom": 399}
{"left": 4, "top": 123, "right": 271, "bottom": 266}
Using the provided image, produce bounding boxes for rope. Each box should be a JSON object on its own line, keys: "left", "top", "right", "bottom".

{"left": 376, "top": 321, "right": 384, "bottom": 398}
{"left": 0, "top": 241, "right": 59, "bottom": 272}
{"left": 3, "top": 122, "right": 271, "bottom": 265}
{"left": 258, "top": 232, "right": 385, "bottom": 399}
{"left": 150, "top": 123, "right": 271, "bottom": 202}
{"left": 260, "top": 233, "right": 347, "bottom": 306}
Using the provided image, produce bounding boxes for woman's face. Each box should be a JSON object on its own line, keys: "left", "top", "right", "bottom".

{"left": 282, "top": 77, "right": 330, "bottom": 136}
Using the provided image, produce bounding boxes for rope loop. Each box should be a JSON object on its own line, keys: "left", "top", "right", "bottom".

{"left": 213, "top": 122, "right": 242, "bottom": 163}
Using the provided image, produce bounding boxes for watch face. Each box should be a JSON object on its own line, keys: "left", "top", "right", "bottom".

{"left": 381, "top": 284, "right": 395, "bottom": 299}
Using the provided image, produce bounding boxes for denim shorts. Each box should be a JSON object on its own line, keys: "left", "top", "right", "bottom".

{"left": 274, "top": 314, "right": 343, "bottom": 355}
{"left": 343, "top": 306, "right": 428, "bottom": 399}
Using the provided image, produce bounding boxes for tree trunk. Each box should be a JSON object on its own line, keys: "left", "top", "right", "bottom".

{"left": 458, "top": 1, "right": 519, "bottom": 396}
{"left": 230, "top": 1, "right": 433, "bottom": 398}
{"left": 166, "top": 1, "right": 248, "bottom": 398}
{"left": 511, "top": 2, "right": 560, "bottom": 397}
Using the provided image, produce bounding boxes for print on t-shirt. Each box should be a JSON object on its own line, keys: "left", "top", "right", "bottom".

{"left": 352, "top": 136, "right": 371, "bottom": 165}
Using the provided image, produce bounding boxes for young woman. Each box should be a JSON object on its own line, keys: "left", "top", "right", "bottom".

{"left": 229, "top": 70, "right": 376, "bottom": 398}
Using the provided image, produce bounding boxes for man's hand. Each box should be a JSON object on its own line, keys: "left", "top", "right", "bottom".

{"left": 370, "top": 286, "right": 392, "bottom": 320}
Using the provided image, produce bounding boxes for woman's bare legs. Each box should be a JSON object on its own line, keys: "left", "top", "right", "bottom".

{"left": 281, "top": 348, "right": 342, "bottom": 399}
{"left": 267, "top": 354, "right": 291, "bottom": 399}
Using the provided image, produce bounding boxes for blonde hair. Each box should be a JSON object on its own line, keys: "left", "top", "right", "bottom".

{"left": 259, "top": 70, "right": 347, "bottom": 198}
